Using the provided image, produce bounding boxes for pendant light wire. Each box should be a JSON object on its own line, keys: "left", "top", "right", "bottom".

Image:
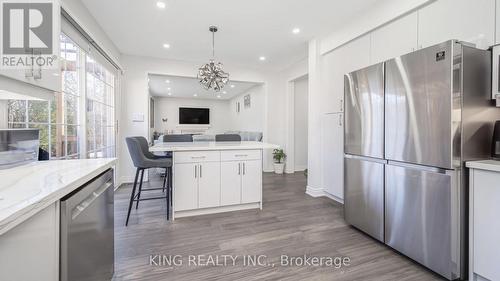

{"left": 212, "top": 29, "right": 215, "bottom": 58}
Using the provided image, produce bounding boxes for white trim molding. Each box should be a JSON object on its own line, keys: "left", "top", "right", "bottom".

{"left": 305, "top": 185, "right": 324, "bottom": 197}
{"left": 305, "top": 186, "right": 344, "bottom": 205}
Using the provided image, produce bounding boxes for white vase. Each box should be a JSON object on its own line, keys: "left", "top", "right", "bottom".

{"left": 274, "top": 163, "right": 285, "bottom": 174}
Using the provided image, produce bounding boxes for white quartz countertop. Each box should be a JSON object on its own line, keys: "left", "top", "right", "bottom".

{"left": 466, "top": 160, "right": 500, "bottom": 172}
{"left": 0, "top": 158, "right": 116, "bottom": 235}
{"left": 150, "top": 141, "right": 280, "bottom": 152}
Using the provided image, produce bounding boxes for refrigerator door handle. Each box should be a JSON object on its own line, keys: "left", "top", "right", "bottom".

{"left": 344, "top": 154, "right": 387, "bottom": 164}
{"left": 387, "top": 160, "right": 448, "bottom": 174}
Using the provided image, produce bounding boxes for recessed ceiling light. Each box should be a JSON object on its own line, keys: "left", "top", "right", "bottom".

{"left": 163, "top": 43, "right": 170, "bottom": 49}
{"left": 217, "top": 95, "right": 221, "bottom": 98}
{"left": 167, "top": 87, "right": 171, "bottom": 90}
{"left": 193, "top": 94, "right": 198, "bottom": 97}
{"left": 156, "top": 1, "right": 166, "bottom": 9}
{"left": 259, "top": 56, "right": 266, "bottom": 61}
{"left": 165, "top": 80, "right": 170, "bottom": 83}
{"left": 167, "top": 92, "right": 172, "bottom": 96}
{"left": 230, "top": 85, "right": 235, "bottom": 88}
{"left": 222, "top": 91, "right": 227, "bottom": 94}
{"left": 292, "top": 28, "right": 301, "bottom": 34}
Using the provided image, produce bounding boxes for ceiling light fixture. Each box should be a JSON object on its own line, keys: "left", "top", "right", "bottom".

{"left": 230, "top": 84, "right": 235, "bottom": 88}
{"left": 194, "top": 94, "right": 198, "bottom": 97}
{"left": 163, "top": 43, "right": 170, "bottom": 49}
{"left": 217, "top": 95, "right": 221, "bottom": 98}
{"left": 222, "top": 91, "right": 227, "bottom": 94}
{"left": 292, "top": 28, "right": 301, "bottom": 34}
{"left": 259, "top": 56, "right": 266, "bottom": 61}
{"left": 156, "top": 1, "right": 166, "bottom": 9}
{"left": 198, "top": 26, "right": 229, "bottom": 92}
{"left": 165, "top": 80, "right": 170, "bottom": 83}
{"left": 167, "top": 93, "right": 172, "bottom": 96}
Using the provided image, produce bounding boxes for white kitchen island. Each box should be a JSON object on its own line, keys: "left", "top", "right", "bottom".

{"left": 150, "top": 141, "right": 279, "bottom": 219}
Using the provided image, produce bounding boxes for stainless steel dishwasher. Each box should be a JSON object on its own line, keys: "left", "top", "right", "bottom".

{"left": 60, "top": 169, "right": 114, "bottom": 281}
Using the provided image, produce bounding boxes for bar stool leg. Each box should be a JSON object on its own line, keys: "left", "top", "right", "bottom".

{"left": 162, "top": 168, "right": 168, "bottom": 192}
{"left": 126, "top": 168, "right": 140, "bottom": 226}
{"left": 169, "top": 167, "right": 173, "bottom": 207}
{"left": 166, "top": 185, "right": 170, "bottom": 220}
{"left": 135, "top": 169, "right": 145, "bottom": 209}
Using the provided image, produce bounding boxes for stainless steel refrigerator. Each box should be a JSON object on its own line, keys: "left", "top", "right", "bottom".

{"left": 344, "top": 40, "right": 500, "bottom": 280}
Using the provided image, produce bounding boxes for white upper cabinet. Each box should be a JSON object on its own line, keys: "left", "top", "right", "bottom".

{"left": 418, "top": 0, "right": 496, "bottom": 50}
{"left": 321, "top": 34, "right": 370, "bottom": 114}
{"left": 371, "top": 12, "right": 418, "bottom": 64}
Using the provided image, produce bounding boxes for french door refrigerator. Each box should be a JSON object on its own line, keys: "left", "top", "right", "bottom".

{"left": 344, "top": 40, "right": 500, "bottom": 280}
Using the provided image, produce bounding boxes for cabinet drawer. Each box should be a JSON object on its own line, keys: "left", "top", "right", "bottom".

{"left": 174, "top": 151, "right": 220, "bottom": 163}
{"left": 221, "top": 150, "right": 261, "bottom": 161}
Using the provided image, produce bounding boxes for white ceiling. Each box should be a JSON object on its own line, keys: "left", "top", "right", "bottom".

{"left": 148, "top": 74, "right": 260, "bottom": 100}
{"left": 81, "top": 0, "right": 387, "bottom": 70}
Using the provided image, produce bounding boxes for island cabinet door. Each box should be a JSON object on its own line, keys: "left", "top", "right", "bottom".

{"left": 241, "top": 160, "right": 262, "bottom": 204}
{"left": 198, "top": 162, "right": 221, "bottom": 208}
{"left": 221, "top": 161, "right": 242, "bottom": 205}
{"left": 174, "top": 163, "right": 199, "bottom": 211}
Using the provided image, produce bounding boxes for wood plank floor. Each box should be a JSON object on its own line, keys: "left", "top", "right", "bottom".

{"left": 113, "top": 172, "right": 444, "bottom": 281}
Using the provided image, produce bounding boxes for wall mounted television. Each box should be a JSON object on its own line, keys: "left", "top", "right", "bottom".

{"left": 179, "top": 107, "right": 210, "bottom": 125}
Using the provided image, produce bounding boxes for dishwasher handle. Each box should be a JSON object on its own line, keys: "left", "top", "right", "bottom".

{"left": 71, "top": 181, "right": 113, "bottom": 220}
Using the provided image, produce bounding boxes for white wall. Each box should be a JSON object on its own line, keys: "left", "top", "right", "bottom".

{"left": 229, "top": 85, "right": 265, "bottom": 132}
{"left": 293, "top": 76, "right": 308, "bottom": 171}
{"left": 153, "top": 97, "right": 231, "bottom": 135}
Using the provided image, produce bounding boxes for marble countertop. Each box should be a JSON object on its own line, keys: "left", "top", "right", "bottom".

{"left": 0, "top": 158, "right": 116, "bottom": 235}
{"left": 150, "top": 141, "right": 280, "bottom": 152}
{"left": 466, "top": 160, "right": 500, "bottom": 172}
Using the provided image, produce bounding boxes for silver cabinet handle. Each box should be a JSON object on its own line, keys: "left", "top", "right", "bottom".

{"left": 238, "top": 163, "right": 241, "bottom": 175}
{"left": 194, "top": 165, "right": 197, "bottom": 178}
{"left": 340, "top": 99, "right": 343, "bottom": 112}
{"left": 191, "top": 156, "right": 206, "bottom": 159}
{"left": 243, "top": 163, "right": 246, "bottom": 175}
{"left": 235, "top": 154, "right": 248, "bottom": 157}
{"left": 339, "top": 114, "right": 343, "bottom": 126}
{"left": 199, "top": 164, "right": 202, "bottom": 178}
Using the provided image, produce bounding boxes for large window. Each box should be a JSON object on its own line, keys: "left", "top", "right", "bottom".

{"left": 6, "top": 33, "right": 117, "bottom": 160}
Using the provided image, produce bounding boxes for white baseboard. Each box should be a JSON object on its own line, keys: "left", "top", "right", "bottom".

{"left": 120, "top": 176, "right": 135, "bottom": 185}
{"left": 305, "top": 185, "right": 324, "bottom": 197}
{"left": 305, "top": 186, "right": 344, "bottom": 204}
{"left": 323, "top": 191, "right": 344, "bottom": 204}
{"left": 294, "top": 165, "right": 307, "bottom": 172}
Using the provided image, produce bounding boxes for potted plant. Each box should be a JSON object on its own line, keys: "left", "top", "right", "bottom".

{"left": 273, "top": 148, "right": 287, "bottom": 174}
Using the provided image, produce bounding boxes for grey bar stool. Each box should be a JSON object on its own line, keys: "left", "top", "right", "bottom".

{"left": 215, "top": 134, "right": 241, "bottom": 142}
{"left": 125, "top": 137, "right": 172, "bottom": 226}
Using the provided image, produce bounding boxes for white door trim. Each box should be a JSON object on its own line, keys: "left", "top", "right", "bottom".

{"left": 285, "top": 74, "right": 308, "bottom": 174}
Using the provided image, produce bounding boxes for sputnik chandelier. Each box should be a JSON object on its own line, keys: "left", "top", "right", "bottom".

{"left": 198, "top": 26, "right": 229, "bottom": 92}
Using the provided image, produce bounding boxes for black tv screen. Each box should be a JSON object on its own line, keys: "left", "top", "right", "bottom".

{"left": 179, "top": 107, "right": 210, "bottom": 124}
